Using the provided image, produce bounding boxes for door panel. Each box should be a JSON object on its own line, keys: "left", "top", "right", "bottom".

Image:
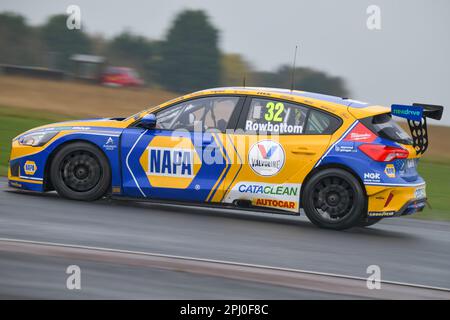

{"left": 220, "top": 134, "right": 331, "bottom": 212}
{"left": 120, "top": 95, "right": 243, "bottom": 202}
{"left": 219, "top": 96, "right": 335, "bottom": 213}
{"left": 121, "top": 128, "right": 229, "bottom": 201}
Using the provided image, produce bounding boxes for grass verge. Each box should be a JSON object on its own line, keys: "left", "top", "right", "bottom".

{"left": 0, "top": 106, "right": 70, "bottom": 176}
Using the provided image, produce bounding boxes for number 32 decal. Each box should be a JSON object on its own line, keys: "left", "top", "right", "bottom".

{"left": 265, "top": 102, "right": 284, "bottom": 122}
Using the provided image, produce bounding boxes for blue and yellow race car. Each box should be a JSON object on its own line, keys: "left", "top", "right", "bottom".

{"left": 8, "top": 87, "right": 444, "bottom": 230}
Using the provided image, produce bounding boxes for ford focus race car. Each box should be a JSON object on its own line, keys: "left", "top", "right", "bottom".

{"left": 8, "top": 87, "right": 444, "bottom": 230}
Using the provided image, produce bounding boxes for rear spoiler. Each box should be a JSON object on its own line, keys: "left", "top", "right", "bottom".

{"left": 391, "top": 103, "right": 444, "bottom": 155}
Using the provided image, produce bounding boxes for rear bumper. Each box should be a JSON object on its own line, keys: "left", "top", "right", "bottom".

{"left": 367, "top": 198, "right": 427, "bottom": 218}
{"left": 366, "top": 183, "right": 426, "bottom": 218}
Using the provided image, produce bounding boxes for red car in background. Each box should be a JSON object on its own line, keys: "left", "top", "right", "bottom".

{"left": 101, "top": 67, "right": 144, "bottom": 87}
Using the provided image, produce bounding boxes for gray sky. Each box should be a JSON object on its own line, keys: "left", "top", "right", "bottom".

{"left": 1, "top": 0, "right": 450, "bottom": 125}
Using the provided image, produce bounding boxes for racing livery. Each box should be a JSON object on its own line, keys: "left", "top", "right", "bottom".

{"left": 8, "top": 87, "right": 444, "bottom": 230}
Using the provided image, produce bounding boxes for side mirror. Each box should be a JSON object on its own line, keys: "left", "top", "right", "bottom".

{"left": 139, "top": 113, "right": 156, "bottom": 129}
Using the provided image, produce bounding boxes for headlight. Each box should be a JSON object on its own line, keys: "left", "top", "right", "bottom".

{"left": 18, "top": 131, "right": 58, "bottom": 147}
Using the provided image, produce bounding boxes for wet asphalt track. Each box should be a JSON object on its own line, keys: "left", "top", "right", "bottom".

{"left": 1, "top": 178, "right": 449, "bottom": 298}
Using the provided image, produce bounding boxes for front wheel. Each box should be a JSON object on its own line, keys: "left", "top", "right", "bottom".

{"left": 50, "top": 142, "right": 111, "bottom": 201}
{"left": 302, "top": 168, "right": 366, "bottom": 230}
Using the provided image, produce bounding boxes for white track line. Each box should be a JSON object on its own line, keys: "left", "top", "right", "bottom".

{"left": 0, "top": 237, "right": 448, "bottom": 293}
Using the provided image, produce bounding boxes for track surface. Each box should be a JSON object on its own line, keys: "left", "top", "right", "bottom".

{"left": 1, "top": 178, "right": 450, "bottom": 298}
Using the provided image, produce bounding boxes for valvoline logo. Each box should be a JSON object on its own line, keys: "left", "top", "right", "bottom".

{"left": 257, "top": 144, "right": 278, "bottom": 159}
{"left": 248, "top": 140, "right": 285, "bottom": 176}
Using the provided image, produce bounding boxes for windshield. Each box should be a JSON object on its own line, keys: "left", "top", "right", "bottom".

{"left": 361, "top": 113, "right": 413, "bottom": 145}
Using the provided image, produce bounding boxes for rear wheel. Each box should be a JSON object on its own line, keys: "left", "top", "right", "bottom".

{"left": 302, "top": 168, "right": 366, "bottom": 230}
{"left": 50, "top": 142, "right": 110, "bottom": 201}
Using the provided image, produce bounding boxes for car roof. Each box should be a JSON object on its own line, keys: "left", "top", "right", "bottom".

{"left": 140, "top": 86, "right": 390, "bottom": 123}
{"left": 195, "top": 87, "right": 371, "bottom": 108}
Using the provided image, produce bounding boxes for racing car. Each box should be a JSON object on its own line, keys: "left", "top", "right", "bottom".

{"left": 8, "top": 87, "right": 443, "bottom": 230}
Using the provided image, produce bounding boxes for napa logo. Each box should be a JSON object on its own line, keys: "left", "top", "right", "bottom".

{"left": 23, "top": 160, "right": 37, "bottom": 175}
{"left": 384, "top": 164, "right": 396, "bottom": 178}
{"left": 147, "top": 147, "right": 194, "bottom": 177}
{"left": 248, "top": 140, "right": 285, "bottom": 176}
{"left": 139, "top": 136, "right": 202, "bottom": 189}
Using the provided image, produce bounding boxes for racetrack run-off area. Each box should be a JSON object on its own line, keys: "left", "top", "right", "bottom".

{"left": 1, "top": 178, "right": 450, "bottom": 298}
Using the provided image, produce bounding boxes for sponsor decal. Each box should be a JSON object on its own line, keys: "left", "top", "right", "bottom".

{"left": 112, "top": 186, "right": 121, "bottom": 193}
{"left": 335, "top": 144, "right": 356, "bottom": 153}
{"left": 224, "top": 181, "right": 301, "bottom": 213}
{"left": 9, "top": 181, "right": 22, "bottom": 188}
{"left": 391, "top": 104, "right": 423, "bottom": 121}
{"left": 139, "top": 136, "right": 202, "bottom": 189}
{"left": 344, "top": 123, "right": 376, "bottom": 143}
{"left": 245, "top": 120, "right": 303, "bottom": 134}
{"left": 384, "top": 164, "right": 396, "bottom": 178}
{"left": 248, "top": 140, "right": 285, "bottom": 176}
{"left": 255, "top": 198, "right": 296, "bottom": 209}
{"left": 364, "top": 172, "right": 381, "bottom": 183}
{"left": 368, "top": 211, "right": 396, "bottom": 217}
{"left": 147, "top": 147, "right": 194, "bottom": 177}
{"left": 23, "top": 160, "right": 37, "bottom": 175}
{"left": 415, "top": 186, "right": 426, "bottom": 199}
{"left": 103, "top": 136, "right": 117, "bottom": 151}
{"left": 238, "top": 184, "right": 299, "bottom": 196}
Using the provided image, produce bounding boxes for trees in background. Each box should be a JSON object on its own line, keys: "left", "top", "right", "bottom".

{"left": 107, "top": 31, "right": 159, "bottom": 83}
{"left": 157, "top": 10, "right": 221, "bottom": 92}
{"left": 0, "top": 12, "right": 43, "bottom": 66}
{"left": 40, "top": 14, "right": 92, "bottom": 70}
{"left": 0, "top": 9, "right": 350, "bottom": 96}
{"left": 251, "top": 65, "right": 349, "bottom": 97}
{"left": 220, "top": 53, "right": 252, "bottom": 87}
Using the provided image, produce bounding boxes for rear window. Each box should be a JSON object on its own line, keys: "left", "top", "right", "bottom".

{"left": 361, "top": 113, "right": 412, "bottom": 145}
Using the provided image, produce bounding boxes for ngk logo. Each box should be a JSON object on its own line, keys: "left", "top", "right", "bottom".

{"left": 364, "top": 172, "right": 380, "bottom": 180}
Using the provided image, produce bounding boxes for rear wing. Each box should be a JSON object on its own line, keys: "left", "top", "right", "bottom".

{"left": 391, "top": 103, "right": 444, "bottom": 155}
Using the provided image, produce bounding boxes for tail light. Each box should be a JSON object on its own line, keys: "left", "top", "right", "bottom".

{"left": 358, "top": 144, "right": 409, "bottom": 162}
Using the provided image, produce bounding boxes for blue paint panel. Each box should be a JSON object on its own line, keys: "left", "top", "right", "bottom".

{"left": 319, "top": 133, "right": 424, "bottom": 186}
{"left": 10, "top": 128, "right": 124, "bottom": 193}
{"left": 120, "top": 128, "right": 228, "bottom": 202}
{"left": 8, "top": 180, "right": 44, "bottom": 192}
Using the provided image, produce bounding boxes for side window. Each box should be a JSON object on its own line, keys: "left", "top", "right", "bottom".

{"left": 245, "top": 98, "right": 308, "bottom": 134}
{"left": 155, "top": 96, "right": 240, "bottom": 132}
{"left": 305, "top": 109, "right": 341, "bottom": 134}
{"left": 155, "top": 104, "right": 184, "bottom": 129}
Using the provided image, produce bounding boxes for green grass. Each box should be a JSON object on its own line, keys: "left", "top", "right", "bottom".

{"left": 413, "top": 160, "right": 450, "bottom": 221}
{"left": 0, "top": 106, "right": 69, "bottom": 176}
{"left": 1, "top": 106, "right": 449, "bottom": 221}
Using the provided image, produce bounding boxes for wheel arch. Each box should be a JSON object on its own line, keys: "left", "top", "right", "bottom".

{"left": 300, "top": 163, "right": 367, "bottom": 208}
{"left": 43, "top": 139, "right": 112, "bottom": 192}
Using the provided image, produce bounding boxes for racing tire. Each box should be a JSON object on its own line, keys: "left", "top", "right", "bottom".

{"left": 302, "top": 168, "right": 366, "bottom": 230}
{"left": 50, "top": 142, "right": 111, "bottom": 201}
{"left": 357, "top": 217, "right": 383, "bottom": 228}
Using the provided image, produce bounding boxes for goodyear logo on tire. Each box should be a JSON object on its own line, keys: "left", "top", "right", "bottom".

{"left": 23, "top": 160, "right": 37, "bottom": 175}
{"left": 139, "top": 136, "right": 201, "bottom": 188}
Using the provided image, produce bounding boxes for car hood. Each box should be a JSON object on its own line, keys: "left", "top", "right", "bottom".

{"left": 15, "top": 118, "right": 129, "bottom": 139}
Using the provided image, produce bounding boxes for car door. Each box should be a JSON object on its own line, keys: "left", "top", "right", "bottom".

{"left": 120, "top": 95, "right": 244, "bottom": 202}
{"left": 221, "top": 96, "right": 341, "bottom": 213}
